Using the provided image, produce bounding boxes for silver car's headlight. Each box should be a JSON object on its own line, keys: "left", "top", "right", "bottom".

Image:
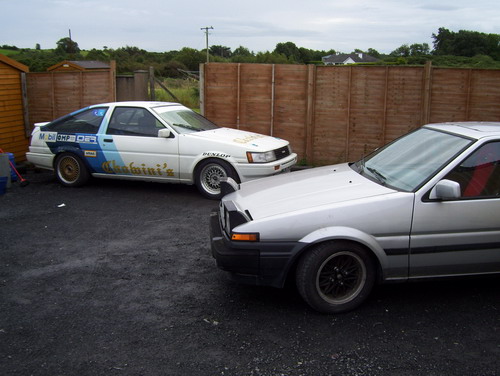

{"left": 246, "top": 151, "right": 276, "bottom": 163}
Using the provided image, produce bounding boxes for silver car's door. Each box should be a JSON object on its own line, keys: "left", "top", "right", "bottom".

{"left": 97, "top": 106, "right": 179, "bottom": 181}
{"left": 410, "top": 141, "right": 500, "bottom": 277}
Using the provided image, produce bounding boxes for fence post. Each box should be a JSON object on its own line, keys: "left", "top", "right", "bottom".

{"left": 305, "top": 64, "right": 316, "bottom": 165}
{"left": 110, "top": 60, "right": 117, "bottom": 101}
{"left": 149, "top": 66, "right": 155, "bottom": 101}
{"left": 133, "top": 70, "right": 149, "bottom": 101}
{"left": 199, "top": 63, "right": 205, "bottom": 115}
{"left": 421, "top": 61, "right": 432, "bottom": 125}
{"left": 20, "top": 72, "right": 31, "bottom": 137}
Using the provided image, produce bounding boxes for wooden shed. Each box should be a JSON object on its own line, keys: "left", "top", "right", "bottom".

{"left": 47, "top": 60, "right": 110, "bottom": 72}
{"left": 0, "top": 54, "right": 29, "bottom": 162}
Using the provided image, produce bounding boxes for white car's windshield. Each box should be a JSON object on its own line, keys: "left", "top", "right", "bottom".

{"left": 152, "top": 106, "right": 218, "bottom": 134}
{"left": 356, "top": 128, "right": 473, "bottom": 191}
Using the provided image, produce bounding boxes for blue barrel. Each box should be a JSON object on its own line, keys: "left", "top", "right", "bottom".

{"left": 0, "top": 176, "right": 7, "bottom": 195}
{"left": 8, "top": 153, "right": 17, "bottom": 181}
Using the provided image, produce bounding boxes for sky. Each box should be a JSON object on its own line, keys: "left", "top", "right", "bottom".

{"left": 1, "top": 0, "right": 499, "bottom": 54}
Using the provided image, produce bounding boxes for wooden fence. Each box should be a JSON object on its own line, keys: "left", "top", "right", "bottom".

{"left": 26, "top": 64, "right": 116, "bottom": 127}
{"left": 200, "top": 63, "right": 500, "bottom": 165}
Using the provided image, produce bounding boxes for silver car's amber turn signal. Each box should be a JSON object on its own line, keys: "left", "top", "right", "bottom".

{"left": 231, "top": 233, "right": 259, "bottom": 242}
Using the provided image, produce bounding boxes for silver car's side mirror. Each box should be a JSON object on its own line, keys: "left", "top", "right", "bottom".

{"left": 158, "top": 128, "right": 171, "bottom": 138}
{"left": 429, "top": 179, "right": 461, "bottom": 200}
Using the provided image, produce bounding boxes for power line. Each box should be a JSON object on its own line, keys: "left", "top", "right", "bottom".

{"left": 201, "top": 26, "right": 214, "bottom": 63}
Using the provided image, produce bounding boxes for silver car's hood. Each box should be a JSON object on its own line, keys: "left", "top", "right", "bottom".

{"left": 226, "top": 163, "right": 396, "bottom": 219}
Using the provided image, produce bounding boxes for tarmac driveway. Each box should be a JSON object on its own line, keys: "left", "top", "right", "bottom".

{"left": 0, "top": 169, "right": 499, "bottom": 376}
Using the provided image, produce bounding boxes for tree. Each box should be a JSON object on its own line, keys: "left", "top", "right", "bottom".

{"left": 390, "top": 44, "right": 411, "bottom": 57}
{"left": 274, "top": 42, "right": 301, "bottom": 62}
{"left": 56, "top": 37, "right": 80, "bottom": 54}
{"left": 367, "top": 48, "right": 381, "bottom": 58}
{"left": 409, "top": 43, "right": 430, "bottom": 56}
{"left": 432, "top": 28, "right": 500, "bottom": 58}
{"left": 209, "top": 45, "right": 232, "bottom": 58}
{"left": 86, "top": 48, "right": 109, "bottom": 61}
{"left": 173, "top": 48, "right": 206, "bottom": 71}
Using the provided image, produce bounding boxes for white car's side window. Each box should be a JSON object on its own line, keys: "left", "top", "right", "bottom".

{"left": 445, "top": 141, "right": 500, "bottom": 198}
{"left": 107, "top": 107, "right": 162, "bottom": 137}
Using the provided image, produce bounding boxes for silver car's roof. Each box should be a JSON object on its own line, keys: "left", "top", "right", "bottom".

{"left": 424, "top": 122, "right": 500, "bottom": 140}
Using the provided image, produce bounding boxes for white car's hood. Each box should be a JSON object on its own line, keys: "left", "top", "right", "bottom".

{"left": 226, "top": 163, "right": 396, "bottom": 219}
{"left": 193, "top": 127, "right": 288, "bottom": 150}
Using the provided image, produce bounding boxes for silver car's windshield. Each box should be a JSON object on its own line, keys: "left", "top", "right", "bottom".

{"left": 152, "top": 106, "right": 218, "bottom": 134}
{"left": 356, "top": 128, "right": 473, "bottom": 191}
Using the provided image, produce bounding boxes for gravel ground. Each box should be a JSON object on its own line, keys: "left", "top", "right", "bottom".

{"left": 0, "top": 169, "right": 499, "bottom": 376}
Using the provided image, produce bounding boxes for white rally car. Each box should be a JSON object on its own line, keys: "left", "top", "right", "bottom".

{"left": 26, "top": 101, "right": 297, "bottom": 199}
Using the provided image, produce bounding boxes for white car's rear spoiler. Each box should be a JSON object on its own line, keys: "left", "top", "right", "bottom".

{"left": 34, "top": 122, "right": 50, "bottom": 127}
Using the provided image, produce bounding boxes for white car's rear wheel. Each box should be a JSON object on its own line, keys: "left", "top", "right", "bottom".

{"left": 55, "top": 153, "right": 90, "bottom": 187}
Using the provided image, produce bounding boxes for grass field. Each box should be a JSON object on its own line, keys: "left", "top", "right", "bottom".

{"left": 154, "top": 78, "right": 199, "bottom": 110}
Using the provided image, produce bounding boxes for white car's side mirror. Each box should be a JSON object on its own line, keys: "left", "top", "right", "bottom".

{"left": 429, "top": 179, "right": 461, "bottom": 200}
{"left": 158, "top": 128, "right": 171, "bottom": 138}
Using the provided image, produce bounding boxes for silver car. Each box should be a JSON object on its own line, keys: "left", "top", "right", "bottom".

{"left": 210, "top": 122, "right": 500, "bottom": 313}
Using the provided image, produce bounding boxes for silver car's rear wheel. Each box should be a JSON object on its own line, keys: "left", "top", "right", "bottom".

{"left": 296, "top": 241, "right": 375, "bottom": 313}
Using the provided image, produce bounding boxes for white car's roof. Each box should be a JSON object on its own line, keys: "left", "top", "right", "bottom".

{"left": 90, "top": 101, "right": 182, "bottom": 108}
{"left": 425, "top": 122, "right": 500, "bottom": 140}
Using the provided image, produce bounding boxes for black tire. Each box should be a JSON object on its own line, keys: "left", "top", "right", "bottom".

{"left": 55, "top": 152, "right": 90, "bottom": 187}
{"left": 195, "top": 159, "right": 239, "bottom": 200}
{"left": 296, "top": 241, "right": 375, "bottom": 313}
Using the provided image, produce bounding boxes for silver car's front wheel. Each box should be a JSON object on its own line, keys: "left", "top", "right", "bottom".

{"left": 195, "top": 159, "right": 238, "bottom": 200}
{"left": 296, "top": 241, "right": 376, "bottom": 313}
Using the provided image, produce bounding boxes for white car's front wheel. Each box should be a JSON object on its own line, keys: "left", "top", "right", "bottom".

{"left": 195, "top": 159, "right": 239, "bottom": 200}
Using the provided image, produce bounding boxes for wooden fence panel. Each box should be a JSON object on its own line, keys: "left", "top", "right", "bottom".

{"left": 239, "top": 64, "right": 273, "bottom": 135}
{"left": 468, "top": 69, "right": 500, "bottom": 121}
{"left": 26, "top": 70, "right": 115, "bottom": 126}
{"left": 429, "top": 68, "right": 470, "bottom": 123}
{"left": 348, "top": 67, "right": 387, "bottom": 160}
{"left": 203, "top": 63, "right": 238, "bottom": 128}
{"left": 201, "top": 62, "right": 500, "bottom": 165}
{"left": 273, "top": 65, "right": 308, "bottom": 158}
{"left": 384, "top": 67, "right": 424, "bottom": 141}
{"left": 313, "top": 66, "right": 350, "bottom": 164}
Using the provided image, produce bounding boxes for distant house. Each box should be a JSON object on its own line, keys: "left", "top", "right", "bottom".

{"left": 322, "top": 53, "right": 379, "bottom": 65}
{"left": 47, "top": 60, "right": 110, "bottom": 72}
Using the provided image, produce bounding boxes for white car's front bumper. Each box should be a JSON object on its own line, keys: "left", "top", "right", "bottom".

{"left": 235, "top": 153, "right": 297, "bottom": 182}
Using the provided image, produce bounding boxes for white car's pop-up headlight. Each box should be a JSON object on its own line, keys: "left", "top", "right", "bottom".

{"left": 246, "top": 151, "right": 276, "bottom": 163}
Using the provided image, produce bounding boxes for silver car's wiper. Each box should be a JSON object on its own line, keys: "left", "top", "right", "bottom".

{"left": 354, "top": 158, "right": 365, "bottom": 173}
{"left": 366, "top": 167, "right": 387, "bottom": 185}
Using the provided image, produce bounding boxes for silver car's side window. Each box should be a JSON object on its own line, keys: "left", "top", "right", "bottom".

{"left": 445, "top": 141, "right": 500, "bottom": 198}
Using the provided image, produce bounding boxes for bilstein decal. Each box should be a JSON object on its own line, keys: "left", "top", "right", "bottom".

{"left": 102, "top": 161, "right": 174, "bottom": 176}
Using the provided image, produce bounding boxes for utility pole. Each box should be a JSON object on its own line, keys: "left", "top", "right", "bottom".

{"left": 201, "top": 26, "right": 214, "bottom": 63}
